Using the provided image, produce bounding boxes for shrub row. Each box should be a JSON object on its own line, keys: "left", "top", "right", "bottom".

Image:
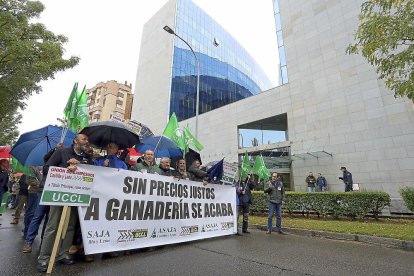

{"left": 399, "top": 187, "right": 414, "bottom": 213}
{"left": 251, "top": 191, "right": 390, "bottom": 219}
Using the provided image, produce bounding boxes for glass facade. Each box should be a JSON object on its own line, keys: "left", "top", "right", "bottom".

{"left": 170, "top": 0, "right": 273, "bottom": 121}
{"left": 273, "top": 0, "right": 288, "bottom": 84}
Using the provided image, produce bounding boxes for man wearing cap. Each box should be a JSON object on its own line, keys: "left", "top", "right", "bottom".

{"left": 339, "top": 166, "right": 353, "bottom": 192}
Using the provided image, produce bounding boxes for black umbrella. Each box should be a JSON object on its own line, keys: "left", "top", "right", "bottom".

{"left": 79, "top": 121, "right": 140, "bottom": 149}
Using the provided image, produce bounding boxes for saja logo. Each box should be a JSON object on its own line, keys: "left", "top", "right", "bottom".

{"left": 87, "top": 230, "right": 110, "bottom": 238}
{"left": 180, "top": 226, "right": 199, "bottom": 236}
{"left": 86, "top": 230, "right": 110, "bottom": 245}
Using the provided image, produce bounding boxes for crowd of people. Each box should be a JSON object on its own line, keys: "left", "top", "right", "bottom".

{"left": 0, "top": 133, "right": 289, "bottom": 273}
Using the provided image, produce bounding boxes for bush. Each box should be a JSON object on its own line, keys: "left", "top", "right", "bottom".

{"left": 400, "top": 187, "right": 414, "bottom": 213}
{"left": 251, "top": 191, "right": 390, "bottom": 219}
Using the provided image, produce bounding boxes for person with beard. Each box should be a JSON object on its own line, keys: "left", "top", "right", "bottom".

{"left": 36, "top": 134, "right": 91, "bottom": 273}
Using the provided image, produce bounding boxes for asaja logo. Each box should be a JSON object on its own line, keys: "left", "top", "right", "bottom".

{"left": 221, "top": 222, "right": 234, "bottom": 230}
{"left": 151, "top": 227, "right": 177, "bottom": 238}
{"left": 180, "top": 226, "right": 199, "bottom": 236}
{"left": 118, "top": 229, "right": 148, "bottom": 243}
{"left": 202, "top": 223, "right": 219, "bottom": 232}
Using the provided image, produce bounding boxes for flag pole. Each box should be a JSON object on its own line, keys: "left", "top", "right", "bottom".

{"left": 153, "top": 135, "right": 163, "bottom": 157}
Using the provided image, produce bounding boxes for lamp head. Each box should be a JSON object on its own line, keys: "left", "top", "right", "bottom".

{"left": 163, "top": 25, "right": 175, "bottom": 34}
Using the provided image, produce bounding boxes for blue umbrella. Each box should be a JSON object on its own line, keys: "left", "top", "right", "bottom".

{"left": 10, "top": 125, "right": 76, "bottom": 166}
{"left": 135, "top": 136, "right": 183, "bottom": 158}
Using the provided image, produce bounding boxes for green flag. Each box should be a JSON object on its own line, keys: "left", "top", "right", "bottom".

{"left": 64, "top": 83, "right": 89, "bottom": 132}
{"left": 64, "top": 83, "right": 79, "bottom": 131}
{"left": 64, "top": 82, "right": 79, "bottom": 122}
{"left": 11, "top": 157, "right": 34, "bottom": 177}
{"left": 253, "top": 155, "right": 270, "bottom": 182}
{"left": 163, "top": 113, "right": 186, "bottom": 151}
{"left": 183, "top": 125, "right": 204, "bottom": 153}
{"left": 74, "top": 85, "right": 89, "bottom": 131}
{"left": 239, "top": 152, "right": 251, "bottom": 181}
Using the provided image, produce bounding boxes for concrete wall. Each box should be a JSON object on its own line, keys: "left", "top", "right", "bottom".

{"left": 131, "top": 0, "right": 177, "bottom": 133}
{"left": 179, "top": 0, "right": 414, "bottom": 201}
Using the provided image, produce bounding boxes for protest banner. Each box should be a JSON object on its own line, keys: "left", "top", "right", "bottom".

{"left": 77, "top": 165, "right": 237, "bottom": 255}
{"left": 40, "top": 166, "right": 96, "bottom": 273}
{"left": 222, "top": 161, "right": 238, "bottom": 185}
{"left": 40, "top": 166, "right": 95, "bottom": 206}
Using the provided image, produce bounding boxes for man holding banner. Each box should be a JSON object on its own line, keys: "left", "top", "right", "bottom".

{"left": 37, "top": 134, "right": 91, "bottom": 273}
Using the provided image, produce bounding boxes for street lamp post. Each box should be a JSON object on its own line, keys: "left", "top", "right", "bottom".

{"left": 163, "top": 25, "right": 200, "bottom": 139}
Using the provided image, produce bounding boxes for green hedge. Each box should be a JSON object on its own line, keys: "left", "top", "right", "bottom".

{"left": 251, "top": 191, "right": 390, "bottom": 219}
{"left": 400, "top": 187, "right": 414, "bottom": 213}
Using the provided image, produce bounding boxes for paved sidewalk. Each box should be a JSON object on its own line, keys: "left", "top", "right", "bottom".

{"left": 1, "top": 209, "right": 413, "bottom": 276}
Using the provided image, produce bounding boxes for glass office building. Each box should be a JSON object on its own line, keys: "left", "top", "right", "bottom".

{"left": 170, "top": 0, "right": 273, "bottom": 121}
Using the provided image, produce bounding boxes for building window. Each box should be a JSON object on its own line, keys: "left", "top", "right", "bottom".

{"left": 273, "top": 0, "right": 288, "bottom": 85}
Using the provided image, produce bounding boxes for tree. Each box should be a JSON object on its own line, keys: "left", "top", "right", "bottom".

{"left": 0, "top": 108, "right": 21, "bottom": 145}
{"left": 347, "top": 0, "right": 414, "bottom": 102}
{"left": 0, "top": 0, "right": 79, "bottom": 144}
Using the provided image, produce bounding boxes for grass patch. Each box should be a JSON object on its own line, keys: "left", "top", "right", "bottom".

{"left": 249, "top": 216, "right": 414, "bottom": 241}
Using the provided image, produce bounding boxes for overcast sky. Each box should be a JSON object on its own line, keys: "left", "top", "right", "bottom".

{"left": 18, "top": 0, "right": 279, "bottom": 135}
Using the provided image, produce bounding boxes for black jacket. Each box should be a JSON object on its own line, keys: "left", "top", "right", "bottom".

{"left": 0, "top": 170, "right": 8, "bottom": 193}
{"left": 341, "top": 170, "right": 353, "bottom": 185}
{"left": 41, "top": 147, "right": 91, "bottom": 188}
{"left": 18, "top": 175, "right": 28, "bottom": 196}
{"left": 236, "top": 180, "right": 255, "bottom": 205}
{"left": 188, "top": 165, "right": 208, "bottom": 182}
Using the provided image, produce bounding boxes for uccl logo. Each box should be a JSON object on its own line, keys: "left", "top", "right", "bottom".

{"left": 221, "top": 222, "right": 234, "bottom": 230}
{"left": 180, "top": 226, "right": 199, "bottom": 236}
{"left": 118, "top": 229, "right": 147, "bottom": 242}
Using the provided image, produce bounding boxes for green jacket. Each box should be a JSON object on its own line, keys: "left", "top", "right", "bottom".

{"left": 130, "top": 159, "right": 161, "bottom": 174}
{"left": 264, "top": 180, "right": 285, "bottom": 204}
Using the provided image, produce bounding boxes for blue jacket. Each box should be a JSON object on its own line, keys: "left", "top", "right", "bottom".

{"left": 235, "top": 180, "right": 255, "bottom": 205}
{"left": 94, "top": 155, "right": 127, "bottom": 170}
{"left": 316, "top": 176, "right": 327, "bottom": 187}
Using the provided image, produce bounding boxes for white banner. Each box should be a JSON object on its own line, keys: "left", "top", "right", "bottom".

{"left": 77, "top": 165, "right": 237, "bottom": 254}
{"left": 40, "top": 166, "right": 95, "bottom": 206}
{"left": 223, "top": 161, "right": 238, "bottom": 185}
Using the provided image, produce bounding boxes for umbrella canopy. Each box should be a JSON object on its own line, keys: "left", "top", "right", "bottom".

{"left": 135, "top": 136, "right": 182, "bottom": 158}
{"left": 80, "top": 120, "right": 140, "bottom": 149}
{"left": 127, "top": 120, "right": 154, "bottom": 140}
{"left": 10, "top": 125, "right": 76, "bottom": 166}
